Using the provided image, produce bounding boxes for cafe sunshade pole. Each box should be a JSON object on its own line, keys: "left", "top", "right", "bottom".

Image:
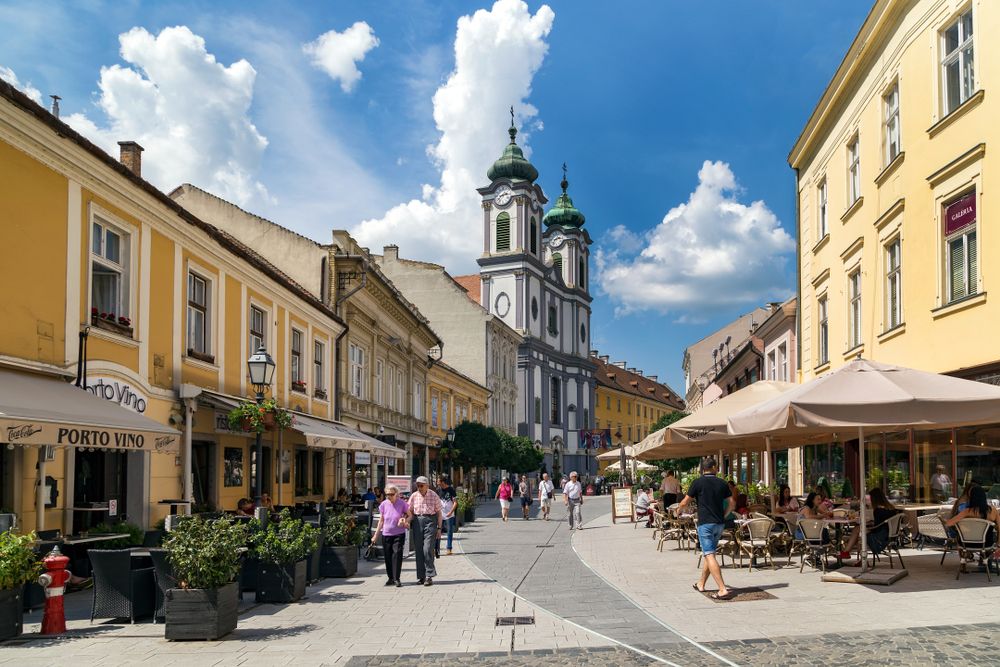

{"left": 858, "top": 426, "right": 868, "bottom": 572}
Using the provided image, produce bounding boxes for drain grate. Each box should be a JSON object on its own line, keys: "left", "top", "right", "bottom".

{"left": 495, "top": 615, "right": 535, "bottom": 626}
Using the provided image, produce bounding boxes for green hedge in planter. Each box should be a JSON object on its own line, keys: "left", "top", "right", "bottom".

{"left": 321, "top": 509, "right": 367, "bottom": 547}
{"left": 0, "top": 531, "right": 41, "bottom": 641}
{"left": 163, "top": 517, "right": 248, "bottom": 590}
{"left": 250, "top": 509, "right": 318, "bottom": 565}
{"left": 88, "top": 521, "right": 144, "bottom": 549}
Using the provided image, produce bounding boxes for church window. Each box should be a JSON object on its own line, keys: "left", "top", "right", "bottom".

{"left": 530, "top": 217, "right": 537, "bottom": 255}
{"left": 531, "top": 297, "right": 538, "bottom": 321}
{"left": 547, "top": 304, "right": 558, "bottom": 336}
{"left": 496, "top": 212, "right": 510, "bottom": 252}
{"left": 550, "top": 377, "right": 561, "bottom": 425}
{"left": 552, "top": 252, "right": 562, "bottom": 276}
{"left": 580, "top": 323, "right": 586, "bottom": 343}
{"left": 534, "top": 397, "right": 541, "bottom": 424}
{"left": 578, "top": 257, "right": 585, "bottom": 288}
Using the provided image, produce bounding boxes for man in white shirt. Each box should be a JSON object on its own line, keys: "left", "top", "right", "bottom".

{"left": 538, "top": 473, "right": 555, "bottom": 521}
{"left": 563, "top": 471, "right": 584, "bottom": 530}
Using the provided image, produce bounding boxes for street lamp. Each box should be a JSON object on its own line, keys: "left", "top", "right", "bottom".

{"left": 247, "top": 345, "right": 276, "bottom": 507}
{"left": 445, "top": 428, "right": 456, "bottom": 478}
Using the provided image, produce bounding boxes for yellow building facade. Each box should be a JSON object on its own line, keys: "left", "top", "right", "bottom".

{"left": 788, "top": 0, "right": 1000, "bottom": 498}
{"left": 0, "top": 81, "right": 349, "bottom": 533}
{"left": 426, "top": 360, "right": 490, "bottom": 483}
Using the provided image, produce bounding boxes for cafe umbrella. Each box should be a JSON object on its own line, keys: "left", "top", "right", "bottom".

{"left": 726, "top": 358, "right": 1000, "bottom": 566}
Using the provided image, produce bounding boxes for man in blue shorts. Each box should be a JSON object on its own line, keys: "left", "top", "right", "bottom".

{"left": 678, "top": 456, "right": 734, "bottom": 600}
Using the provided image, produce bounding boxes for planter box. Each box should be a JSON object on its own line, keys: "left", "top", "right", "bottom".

{"left": 0, "top": 588, "right": 23, "bottom": 642}
{"left": 90, "top": 314, "right": 133, "bottom": 338}
{"left": 320, "top": 545, "right": 358, "bottom": 578}
{"left": 305, "top": 535, "right": 324, "bottom": 583}
{"left": 255, "top": 560, "right": 306, "bottom": 603}
{"left": 463, "top": 507, "right": 476, "bottom": 523}
{"left": 165, "top": 582, "right": 238, "bottom": 641}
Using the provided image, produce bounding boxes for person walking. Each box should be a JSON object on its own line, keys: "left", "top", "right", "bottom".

{"left": 371, "top": 484, "right": 408, "bottom": 587}
{"left": 563, "top": 471, "right": 584, "bottom": 530}
{"left": 679, "top": 456, "right": 734, "bottom": 600}
{"left": 495, "top": 477, "right": 513, "bottom": 522}
{"left": 436, "top": 476, "right": 458, "bottom": 556}
{"left": 407, "top": 476, "right": 443, "bottom": 586}
{"left": 538, "top": 473, "right": 555, "bottom": 521}
{"left": 518, "top": 475, "right": 531, "bottom": 520}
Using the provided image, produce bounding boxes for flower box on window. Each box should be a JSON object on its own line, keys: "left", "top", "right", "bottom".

{"left": 291, "top": 380, "right": 307, "bottom": 394}
{"left": 187, "top": 348, "right": 216, "bottom": 364}
{"left": 313, "top": 388, "right": 328, "bottom": 400}
{"left": 90, "top": 309, "right": 133, "bottom": 338}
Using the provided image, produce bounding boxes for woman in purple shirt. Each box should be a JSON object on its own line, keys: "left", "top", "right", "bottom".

{"left": 372, "top": 485, "right": 409, "bottom": 587}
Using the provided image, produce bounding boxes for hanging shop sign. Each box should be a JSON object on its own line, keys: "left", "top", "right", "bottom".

{"left": 86, "top": 376, "right": 149, "bottom": 414}
{"left": 354, "top": 452, "right": 372, "bottom": 465}
{"left": 0, "top": 418, "right": 178, "bottom": 452}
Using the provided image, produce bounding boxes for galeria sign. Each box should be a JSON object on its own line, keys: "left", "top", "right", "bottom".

{"left": 86, "top": 376, "right": 148, "bottom": 413}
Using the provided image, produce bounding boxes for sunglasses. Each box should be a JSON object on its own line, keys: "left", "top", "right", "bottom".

{"left": 387, "top": 492, "right": 397, "bottom": 497}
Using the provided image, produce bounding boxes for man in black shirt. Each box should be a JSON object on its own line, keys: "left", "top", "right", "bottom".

{"left": 436, "top": 476, "right": 458, "bottom": 557}
{"left": 678, "top": 456, "right": 734, "bottom": 600}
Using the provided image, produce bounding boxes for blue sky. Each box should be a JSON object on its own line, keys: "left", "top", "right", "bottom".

{"left": 0, "top": 0, "right": 871, "bottom": 395}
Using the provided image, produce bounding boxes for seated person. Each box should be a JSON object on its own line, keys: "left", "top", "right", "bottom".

{"left": 946, "top": 485, "right": 1000, "bottom": 548}
{"left": 796, "top": 492, "right": 833, "bottom": 542}
{"left": 236, "top": 497, "right": 254, "bottom": 516}
{"left": 260, "top": 493, "right": 274, "bottom": 511}
{"left": 635, "top": 487, "right": 654, "bottom": 527}
{"left": 374, "top": 487, "right": 385, "bottom": 504}
{"left": 841, "top": 488, "right": 898, "bottom": 561}
{"left": 950, "top": 481, "right": 979, "bottom": 518}
{"left": 362, "top": 487, "right": 377, "bottom": 503}
{"left": 776, "top": 484, "right": 800, "bottom": 513}
{"left": 814, "top": 488, "right": 835, "bottom": 512}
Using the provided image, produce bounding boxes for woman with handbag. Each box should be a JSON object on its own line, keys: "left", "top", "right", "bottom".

{"left": 371, "top": 484, "right": 408, "bottom": 587}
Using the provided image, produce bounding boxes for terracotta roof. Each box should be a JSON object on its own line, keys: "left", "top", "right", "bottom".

{"left": 452, "top": 274, "right": 482, "bottom": 304}
{"left": 0, "top": 80, "right": 345, "bottom": 329}
{"left": 591, "top": 354, "right": 684, "bottom": 410}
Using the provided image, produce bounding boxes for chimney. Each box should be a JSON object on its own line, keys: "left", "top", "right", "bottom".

{"left": 613, "top": 361, "right": 627, "bottom": 369}
{"left": 647, "top": 375, "right": 658, "bottom": 382}
{"left": 118, "top": 141, "right": 144, "bottom": 177}
{"left": 600, "top": 355, "right": 610, "bottom": 363}
{"left": 383, "top": 245, "right": 399, "bottom": 262}
{"left": 49, "top": 95, "right": 61, "bottom": 118}
{"left": 628, "top": 367, "right": 638, "bottom": 374}
{"left": 589, "top": 349, "right": 599, "bottom": 357}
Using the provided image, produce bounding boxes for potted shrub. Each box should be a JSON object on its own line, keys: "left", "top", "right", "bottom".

{"left": 458, "top": 491, "right": 476, "bottom": 524}
{"left": 320, "top": 509, "right": 366, "bottom": 578}
{"left": 0, "top": 531, "right": 41, "bottom": 641}
{"left": 88, "top": 521, "right": 144, "bottom": 548}
{"left": 250, "top": 509, "right": 317, "bottom": 602}
{"left": 161, "top": 517, "right": 247, "bottom": 641}
{"left": 227, "top": 398, "right": 293, "bottom": 434}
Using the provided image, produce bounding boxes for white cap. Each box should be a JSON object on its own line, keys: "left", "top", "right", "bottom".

{"left": 415, "top": 476, "right": 429, "bottom": 485}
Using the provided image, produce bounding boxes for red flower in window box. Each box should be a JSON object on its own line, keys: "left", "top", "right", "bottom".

{"left": 117, "top": 316, "right": 132, "bottom": 327}
{"left": 91, "top": 307, "right": 98, "bottom": 317}
{"left": 291, "top": 380, "right": 307, "bottom": 393}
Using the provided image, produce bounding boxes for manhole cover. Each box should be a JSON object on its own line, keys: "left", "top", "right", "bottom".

{"left": 496, "top": 615, "right": 535, "bottom": 626}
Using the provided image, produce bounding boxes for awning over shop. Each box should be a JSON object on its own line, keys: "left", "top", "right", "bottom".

{"left": 0, "top": 369, "right": 179, "bottom": 453}
{"left": 291, "top": 412, "right": 404, "bottom": 459}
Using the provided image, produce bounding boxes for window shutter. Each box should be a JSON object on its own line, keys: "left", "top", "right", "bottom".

{"left": 496, "top": 213, "right": 510, "bottom": 251}
{"left": 949, "top": 237, "right": 966, "bottom": 301}
{"left": 552, "top": 253, "right": 562, "bottom": 275}
{"left": 968, "top": 230, "right": 977, "bottom": 295}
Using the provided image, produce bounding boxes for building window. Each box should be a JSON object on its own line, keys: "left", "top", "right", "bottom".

{"left": 396, "top": 366, "right": 404, "bottom": 413}
{"left": 311, "top": 451, "right": 324, "bottom": 494}
{"left": 883, "top": 82, "right": 900, "bottom": 165}
{"left": 578, "top": 257, "right": 585, "bottom": 288}
{"left": 885, "top": 239, "right": 902, "bottom": 329}
{"left": 941, "top": 8, "right": 975, "bottom": 115}
{"left": 778, "top": 343, "right": 788, "bottom": 382}
{"left": 848, "top": 269, "right": 862, "bottom": 349}
{"left": 496, "top": 212, "right": 510, "bottom": 252}
{"left": 249, "top": 305, "right": 266, "bottom": 352}
{"left": 413, "top": 381, "right": 423, "bottom": 419}
{"left": 349, "top": 343, "right": 365, "bottom": 398}
{"left": 187, "top": 272, "right": 210, "bottom": 357}
{"left": 945, "top": 192, "right": 977, "bottom": 303}
{"left": 314, "top": 340, "right": 325, "bottom": 393}
{"left": 817, "top": 178, "right": 828, "bottom": 239}
{"left": 441, "top": 395, "right": 449, "bottom": 430}
{"left": 431, "top": 391, "right": 439, "bottom": 428}
{"left": 847, "top": 137, "right": 861, "bottom": 204}
{"left": 768, "top": 350, "right": 776, "bottom": 380}
{"left": 547, "top": 305, "right": 558, "bottom": 336}
{"left": 550, "top": 377, "right": 561, "bottom": 425}
{"left": 817, "top": 296, "right": 829, "bottom": 365}
{"left": 294, "top": 449, "right": 309, "bottom": 495}
{"left": 290, "top": 329, "right": 304, "bottom": 387}
{"left": 530, "top": 217, "right": 537, "bottom": 255}
{"left": 531, "top": 297, "right": 538, "bottom": 321}
{"left": 534, "top": 397, "right": 542, "bottom": 424}
{"left": 583, "top": 408, "right": 590, "bottom": 429}
{"left": 91, "top": 218, "right": 131, "bottom": 321}
{"left": 375, "top": 360, "right": 384, "bottom": 405}
{"left": 552, "top": 252, "right": 562, "bottom": 276}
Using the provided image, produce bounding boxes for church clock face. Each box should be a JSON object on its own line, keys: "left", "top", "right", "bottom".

{"left": 494, "top": 292, "right": 511, "bottom": 317}
{"left": 494, "top": 185, "right": 513, "bottom": 207}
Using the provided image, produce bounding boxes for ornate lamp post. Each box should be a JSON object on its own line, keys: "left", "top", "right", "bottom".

{"left": 246, "top": 345, "right": 276, "bottom": 507}
{"left": 444, "top": 428, "right": 456, "bottom": 478}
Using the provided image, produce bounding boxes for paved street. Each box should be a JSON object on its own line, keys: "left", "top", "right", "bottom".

{"left": 5, "top": 498, "right": 1000, "bottom": 666}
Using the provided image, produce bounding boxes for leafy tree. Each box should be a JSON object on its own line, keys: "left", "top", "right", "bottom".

{"left": 498, "top": 431, "right": 544, "bottom": 474}
{"left": 649, "top": 410, "right": 687, "bottom": 434}
{"left": 644, "top": 411, "right": 695, "bottom": 478}
{"left": 452, "top": 421, "right": 502, "bottom": 492}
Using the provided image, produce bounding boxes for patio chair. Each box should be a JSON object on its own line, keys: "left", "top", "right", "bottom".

{"left": 915, "top": 511, "right": 953, "bottom": 553}
{"left": 148, "top": 548, "right": 177, "bottom": 623}
{"left": 831, "top": 508, "right": 852, "bottom": 518}
{"left": 796, "top": 519, "right": 833, "bottom": 573}
{"left": 736, "top": 517, "right": 778, "bottom": 571}
{"left": 694, "top": 520, "right": 733, "bottom": 570}
{"left": 867, "top": 513, "right": 906, "bottom": 569}
{"left": 954, "top": 518, "right": 998, "bottom": 582}
{"left": 89, "top": 549, "right": 156, "bottom": 623}
{"left": 657, "top": 509, "right": 688, "bottom": 552}
{"left": 650, "top": 511, "right": 666, "bottom": 541}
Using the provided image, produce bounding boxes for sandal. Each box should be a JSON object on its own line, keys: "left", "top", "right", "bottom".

{"left": 691, "top": 583, "right": 706, "bottom": 593}
{"left": 711, "top": 590, "right": 736, "bottom": 601}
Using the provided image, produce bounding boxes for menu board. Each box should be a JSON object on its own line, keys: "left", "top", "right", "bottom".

{"left": 611, "top": 486, "right": 634, "bottom": 524}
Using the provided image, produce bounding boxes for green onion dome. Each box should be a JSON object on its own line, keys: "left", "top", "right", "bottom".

{"left": 542, "top": 166, "right": 585, "bottom": 228}
{"left": 487, "top": 123, "right": 539, "bottom": 183}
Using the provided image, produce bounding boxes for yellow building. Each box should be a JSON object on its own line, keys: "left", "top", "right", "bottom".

{"left": 591, "top": 352, "right": 684, "bottom": 470}
{"left": 0, "top": 80, "right": 360, "bottom": 533}
{"left": 426, "top": 360, "right": 490, "bottom": 483}
{"left": 788, "top": 0, "right": 999, "bottom": 498}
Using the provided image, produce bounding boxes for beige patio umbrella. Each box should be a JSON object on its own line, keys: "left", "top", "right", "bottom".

{"left": 605, "top": 459, "right": 657, "bottom": 471}
{"left": 597, "top": 445, "right": 638, "bottom": 461}
{"left": 727, "top": 358, "right": 1000, "bottom": 564}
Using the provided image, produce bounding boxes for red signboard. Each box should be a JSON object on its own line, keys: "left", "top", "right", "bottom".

{"left": 945, "top": 192, "right": 976, "bottom": 236}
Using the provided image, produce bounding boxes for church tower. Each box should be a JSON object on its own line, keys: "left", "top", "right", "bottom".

{"left": 476, "top": 113, "right": 596, "bottom": 480}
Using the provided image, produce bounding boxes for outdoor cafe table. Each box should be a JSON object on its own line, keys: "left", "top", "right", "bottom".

{"left": 894, "top": 503, "right": 952, "bottom": 539}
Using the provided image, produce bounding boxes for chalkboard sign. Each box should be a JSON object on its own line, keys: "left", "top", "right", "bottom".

{"left": 611, "top": 486, "right": 634, "bottom": 524}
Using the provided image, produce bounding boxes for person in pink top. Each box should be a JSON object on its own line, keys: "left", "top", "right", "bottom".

{"left": 371, "top": 485, "right": 409, "bottom": 587}
{"left": 406, "top": 476, "right": 443, "bottom": 586}
{"left": 495, "top": 478, "right": 513, "bottom": 522}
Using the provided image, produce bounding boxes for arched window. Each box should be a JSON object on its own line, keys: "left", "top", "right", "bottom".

{"left": 552, "top": 252, "right": 562, "bottom": 276}
{"left": 530, "top": 217, "right": 537, "bottom": 255}
{"left": 496, "top": 212, "right": 510, "bottom": 252}
{"left": 578, "top": 257, "right": 585, "bottom": 288}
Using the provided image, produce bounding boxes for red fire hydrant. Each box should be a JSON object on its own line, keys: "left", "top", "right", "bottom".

{"left": 38, "top": 545, "right": 71, "bottom": 635}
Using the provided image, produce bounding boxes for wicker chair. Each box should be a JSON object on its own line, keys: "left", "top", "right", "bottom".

{"left": 796, "top": 519, "right": 833, "bottom": 573}
{"left": 148, "top": 548, "right": 177, "bottom": 623}
{"left": 954, "top": 518, "right": 998, "bottom": 582}
{"left": 89, "top": 549, "right": 156, "bottom": 623}
{"left": 736, "top": 517, "right": 778, "bottom": 571}
{"left": 867, "top": 513, "right": 906, "bottom": 569}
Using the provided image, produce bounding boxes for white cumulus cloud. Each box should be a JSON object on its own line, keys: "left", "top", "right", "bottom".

{"left": 351, "top": 0, "right": 555, "bottom": 272}
{"left": 0, "top": 65, "right": 43, "bottom": 104}
{"left": 303, "top": 21, "right": 379, "bottom": 93}
{"left": 596, "top": 160, "right": 795, "bottom": 316}
{"left": 64, "top": 26, "right": 270, "bottom": 207}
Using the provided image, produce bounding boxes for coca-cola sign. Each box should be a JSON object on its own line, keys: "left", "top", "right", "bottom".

{"left": 945, "top": 192, "right": 976, "bottom": 236}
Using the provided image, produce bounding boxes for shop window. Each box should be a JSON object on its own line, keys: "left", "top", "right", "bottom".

{"left": 885, "top": 239, "right": 902, "bottom": 329}
{"left": 956, "top": 426, "right": 1000, "bottom": 498}
{"left": 913, "top": 429, "right": 954, "bottom": 503}
{"left": 187, "top": 272, "right": 211, "bottom": 360}
{"left": 91, "top": 218, "right": 131, "bottom": 323}
{"left": 290, "top": 329, "right": 304, "bottom": 388}
{"left": 944, "top": 191, "right": 977, "bottom": 303}
{"left": 941, "top": 7, "right": 975, "bottom": 115}
{"left": 249, "top": 305, "right": 266, "bottom": 352}
{"left": 294, "top": 449, "right": 309, "bottom": 496}
{"left": 311, "top": 451, "right": 324, "bottom": 495}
